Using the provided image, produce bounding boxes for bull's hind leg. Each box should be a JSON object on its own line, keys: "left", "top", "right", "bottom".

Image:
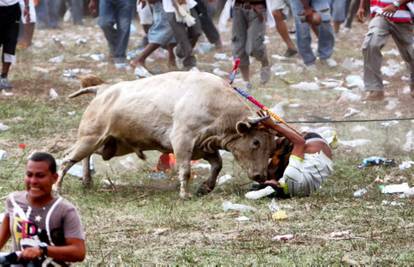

{"left": 171, "top": 136, "right": 194, "bottom": 199}
{"left": 197, "top": 151, "right": 222, "bottom": 196}
{"left": 57, "top": 135, "right": 103, "bottom": 191}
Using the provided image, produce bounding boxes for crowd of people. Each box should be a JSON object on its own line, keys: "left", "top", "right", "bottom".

{"left": 1, "top": 0, "right": 412, "bottom": 98}
{"left": 1, "top": 0, "right": 414, "bottom": 264}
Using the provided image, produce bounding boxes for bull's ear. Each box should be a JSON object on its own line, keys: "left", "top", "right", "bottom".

{"left": 236, "top": 121, "right": 252, "bottom": 135}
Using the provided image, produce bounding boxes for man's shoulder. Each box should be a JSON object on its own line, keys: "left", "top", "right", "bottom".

{"left": 56, "top": 197, "right": 79, "bottom": 213}
{"left": 6, "top": 191, "right": 26, "bottom": 203}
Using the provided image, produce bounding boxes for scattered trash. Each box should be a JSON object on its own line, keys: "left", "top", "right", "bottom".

{"left": 271, "top": 64, "right": 289, "bottom": 76}
{"left": 48, "top": 55, "right": 64, "bottom": 64}
{"left": 343, "top": 107, "right": 361, "bottom": 118}
{"left": 353, "top": 188, "right": 368, "bottom": 198}
{"left": 341, "top": 58, "right": 363, "bottom": 70}
{"left": 382, "top": 200, "right": 404, "bottom": 206}
{"left": 235, "top": 216, "right": 250, "bottom": 222}
{"left": 214, "top": 53, "right": 229, "bottom": 61}
{"left": 212, "top": 68, "right": 228, "bottom": 77}
{"left": 32, "top": 66, "right": 50, "bottom": 73}
{"left": 0, "top": 123, "right": 9, "bottom": 132}
{"left": 381, "top": 183, "right": 410, "bottom": 194}
{"left": 383, "top": 49, "right": 400, "bottom": 56}
{"left": 337, "top": 91, "right": 361, "bottom": 103}
{"left": 380, "top": 120, "right": 399, "bottom": 127}
{"left": 57, "top": 158, "right": 94, "bottom": 178}
{"left": 401, "top": 187, "right": 414, "bottom": 198}
{"left": 196, "top": 42, "right": 214, "bottom": 54}
{"left": 67, "top": 111, "right": 76, "bottom": 116}
{"left": 217, "top": 174, "right": 233, "bottom": 186}
{"left": 63, "top": 68, "right": 92, "bottom": 79}
{"left": 290, "top": 82, "right": 320, "bottom": 91}
{"left": 272, "top": 234, "right": 294, "bottom": 241}
{"left": 329, "top": 230, "right": 351, "bottom": 239}
{"left": 351, "top": 125, "right": 369, "bottom": 133}
{"left": 148, "top": 172, "right": 168, "bottom": 180}
{"left": 192, "top": 162, "right": 211, "bottom": 170}
{"left": 75, "top": 38, "right": 87, "bottom": 45}
{"left": 268, "top": 199, "right": 279, "bottom": 212}
{"left": 381, "top": 60, "right": 401, "bottom": 77}
{"left": 339, "top": 139, "right": 371, "bottom": 148}
{"left": 358, "top": 156, "right": 396, "bottom": 169}
{"left": 403, "top": 130, "right": 414, "bottom": 152}
{"left": 399, "top": 161, "right": 414, "bottom": 170}
{"left": 0, "top": 150, "right": 7, "bottom": 160}
{"left": 320, "top": 78, "right": 343, "bottom": 88}
{"left": 385, "top": 98, "right": 399, "bottom": 110}
{"left": 345, "top": 75, "right": 364, "bottom": 89}
{"left": 222, "top": 201, "right": 257, "bottom": 212}
{"left": 272, "top": 210, "right": 288, "bottom": 220}
{"left": 153, "top": 228, "right": 169, "bottom": 236}
{"left": 49, "top": 88, "right": 59, "bottom": 100}
{"left": 90, "top": 53, "right": 105, "bottom": 61}
{"left": 245, "top": 186, "right": 275, "bottom": 200}
{"left": 269, "top": 100, "right": 289, "bottom": 118}
{"left": 271, "top": 54, "right": 289, "bottom": 61}
{"left": 119, "top": 156, "right": 136, "bottom": 170}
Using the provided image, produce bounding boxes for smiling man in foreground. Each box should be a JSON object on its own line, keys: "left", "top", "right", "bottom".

{"left": 0, "top": 152, "right": 85, "bottom": 266}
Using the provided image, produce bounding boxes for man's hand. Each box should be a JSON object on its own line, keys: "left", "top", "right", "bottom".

{"left": 356, "top": 7, "right": 366, "bottom": 22}
{"left": 303, "top": 8, "right": 314, "bottom": 23}
{"left": 20, "top": 247, "right": 42, "bottom": 260}
{"left": 176, "top": 0, "right": 186, "bottom": 5}
{"left": 257, "top": 110, "right": 275, "bottom": 128}
{"left": 382, "top": 4, "right": 398, "bottom": 17}
{"left": 88, "top": 0, "right": 98, "bottom": 16}
{"left": 23, "top": 5, "right": 30, "bottom": 22}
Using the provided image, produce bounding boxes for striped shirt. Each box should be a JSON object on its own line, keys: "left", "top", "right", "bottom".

{"left": 370, "top": 0, "right": 413, "bottom": 23}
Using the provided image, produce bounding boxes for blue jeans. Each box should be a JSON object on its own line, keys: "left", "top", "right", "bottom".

{"left": 98, "top": 0, "right": 136, "bottom": 63}
{"left": 35, "top": 0, "right": 61, "bottom": 28}
{"left": 330, "top": 0, "right": 346, "bottom": 22}
{"left": 290, "top": 0, "right": 335, "bottom": 65}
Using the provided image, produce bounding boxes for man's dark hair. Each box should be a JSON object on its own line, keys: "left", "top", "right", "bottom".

{"left": 29, "top": 152, "right": 57, "bottom": 174}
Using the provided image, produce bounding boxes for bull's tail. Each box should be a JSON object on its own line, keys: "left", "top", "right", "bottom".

{"left": 68, "top": 75, "right": 107, "bottom": 98}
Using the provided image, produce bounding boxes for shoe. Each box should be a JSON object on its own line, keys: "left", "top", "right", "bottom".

{"left": 304, "top": 63, "right": 317, "bottom": 72}
{"left": 189, "top": 66, "right": 200, "bottom": 72}
{"left": 260, "top": 65, "right": 271, "bottom": 84}
{"left": 320, "top": 58, "right": 337, "bottom": 68}
{"left": 283, "top": 48, "right": 298, "bottom": 58}
{"left": 363, "top": 91, "right": 385, "bottom": 101}
{"left": 115, "top": 63, "right": 131, "bottom": 71}
{"left": 134, "top": 65, "right": 152, "bottom": 78}
{"left": 243, "top": 80, "right": 253, "bottom": 90}
{"left": 245, "top": 186, "right": 276, "bottom": 200}
{"left": 0, "top": 78, "right": 12, "bottom": 91}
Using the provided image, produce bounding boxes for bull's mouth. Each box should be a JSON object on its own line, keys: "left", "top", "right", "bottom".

{"left": 250, "top": 174, "right": 267, "bottom": 183}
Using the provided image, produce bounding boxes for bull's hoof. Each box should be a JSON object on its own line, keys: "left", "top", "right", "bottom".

{"left": 179, "top": 191, "right": 193, "bottom": 200}
{"left": 196, "top": 183, "right": 214, "bottom": 196}
{"left": 82, "top": 178, "right": 93, "bottom": 189}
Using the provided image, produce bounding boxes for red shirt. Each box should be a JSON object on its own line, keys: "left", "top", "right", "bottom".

{"left": 370, "top": 0, "right": 413, "bottom": 23}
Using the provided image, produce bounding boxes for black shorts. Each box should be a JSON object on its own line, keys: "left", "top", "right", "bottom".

{"left": 0, "top": 3, "right": 21, "bottom": 61}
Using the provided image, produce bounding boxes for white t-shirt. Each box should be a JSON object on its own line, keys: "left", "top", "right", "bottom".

{"left": 0, "top": 0, "right": 19, "bottom": 6}
{"left": 162, "top": 0, "right": 197, "bottom": 13}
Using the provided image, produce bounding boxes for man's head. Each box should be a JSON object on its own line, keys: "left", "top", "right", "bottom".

{"left": 25, "top": 152, "right": 58, "bottom": 204}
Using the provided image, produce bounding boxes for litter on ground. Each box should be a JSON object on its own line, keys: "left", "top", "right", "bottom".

{"left": 222, "top": 201, "right": 257, "bottom": 212}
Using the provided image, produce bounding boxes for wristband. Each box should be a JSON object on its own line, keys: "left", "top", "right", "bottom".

{"left": 39, "top": 242, "right": 48, "bottom": 257}
{"left": 393, "top": 1, "right": 400, "bottom": 7}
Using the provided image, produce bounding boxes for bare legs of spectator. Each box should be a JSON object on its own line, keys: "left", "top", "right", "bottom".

{"left": 272, "top": 9, "right": 297, "bottom": 57}
{"left": 131, "top": 43, "right": 176, "bottom": 70}
{"left": 17, "top": 23, "right": 35, "bottom": 49}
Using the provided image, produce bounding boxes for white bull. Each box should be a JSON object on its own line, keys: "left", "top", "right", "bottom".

{"left": 60, "top": 71, "right": 276, "bottom": 198}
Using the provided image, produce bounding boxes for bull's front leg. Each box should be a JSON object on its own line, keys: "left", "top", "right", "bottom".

{"left": 82, "top": 156, "right": 92, "bottom": 188}
{"left": 197, "top": 151, "right": 222, "bottom": 196}
{"left": 171, "top": 134, "right": 194, "bottom": 199}
{"left": 177, "top": 160, "right": 192, "bottom": 199}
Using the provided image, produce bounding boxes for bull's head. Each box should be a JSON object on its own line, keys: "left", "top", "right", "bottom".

{"left": 226, "top": 120, "right": 277, "bottom": 183}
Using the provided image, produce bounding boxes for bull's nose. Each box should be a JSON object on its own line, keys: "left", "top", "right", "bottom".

{"left": 252, "top": 174, "right": 265, "bottom": 183}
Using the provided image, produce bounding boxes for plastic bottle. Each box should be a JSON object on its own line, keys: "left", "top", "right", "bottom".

{"left": 353, "top": 188, "right": 368, "bottom": 198}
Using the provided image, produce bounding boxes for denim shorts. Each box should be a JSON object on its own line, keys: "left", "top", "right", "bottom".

{"left": 148, "top": 2, "right": 175, "bottom": 46}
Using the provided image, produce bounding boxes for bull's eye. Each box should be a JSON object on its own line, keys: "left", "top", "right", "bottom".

{"left": 252, "top": 139, "right": 260, "bottom": 149}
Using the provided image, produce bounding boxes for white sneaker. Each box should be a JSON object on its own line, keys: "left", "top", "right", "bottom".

{"left": 134, "top": 65, "right": 152, "bottom": 78}
{"left": 321, "top": 58, "right": 337, "bottom": 68}
{"left": 245, "top": 186, "right": 275, "bottom": 200}
{"left": 115, "top": 63, "right": 131, "bottom": 71}
{"left": 190, "top": 66, "right": 200, "bottom": 72}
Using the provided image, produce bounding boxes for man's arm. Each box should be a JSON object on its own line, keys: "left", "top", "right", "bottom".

{"left": 258, "top": 111, "right": 305, "bottom": 159}
{"left": 357, "top": 0, "right": 369, "bottom": 22}
{"left": 20, "top": 238, "right": 86, "bottom": 262}
{"left": 382, "top": 0, "right": 413, "bottom": 16}
{"left": 0, "top": 214, "right": 11, "bottom": 250}
{"left": 88, "top": 0, "right": 98, "bottom": 16}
